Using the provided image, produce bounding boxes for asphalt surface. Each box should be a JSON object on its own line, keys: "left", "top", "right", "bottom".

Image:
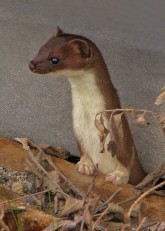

{"left": 0, "top": 0, "right": 164, "bottom": 173}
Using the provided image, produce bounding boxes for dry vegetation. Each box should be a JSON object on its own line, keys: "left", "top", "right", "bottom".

{"left": 0, "top": 87, "right": 164, "bottom": 231}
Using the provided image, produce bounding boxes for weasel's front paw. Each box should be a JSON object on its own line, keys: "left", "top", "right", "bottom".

{"left": 106, "top": 168, "right": 129, "bottom": 185}
{"left": 77, "top": 158, "right": 95, "bottom": 176}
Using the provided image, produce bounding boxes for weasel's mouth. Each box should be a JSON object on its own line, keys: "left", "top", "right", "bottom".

{"left": 31, "top": 68, "right": 50, "bottom": 74}
{"left": 29, "top": 63, "right": 51, "bottom": 74}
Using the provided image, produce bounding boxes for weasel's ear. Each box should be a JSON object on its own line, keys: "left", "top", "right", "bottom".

{"left": 68, "top": 39, "right": 91, "bottom": 59}
{"left": 55, "top": 26, "right": 64, "bottom": 37}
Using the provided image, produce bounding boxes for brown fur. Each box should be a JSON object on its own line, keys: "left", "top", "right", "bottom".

{"left": 29, "top": 27, "right": 146, "bottom": 185}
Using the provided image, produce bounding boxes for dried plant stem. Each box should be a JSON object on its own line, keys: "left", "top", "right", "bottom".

{"left": 117, "top": 193, "right": 141, "bottom": 206}
{"left": 141, "top": 221, "right": 158, "bottom": 230}
{"left": 136, "top": 217, "right": 146, "bottom": 231}
{"left": 92, "top": 202, "right": 114, "bottom": 230}
{"left": 96, "top": 108, "right": 155, "bottom": 117}
{"left": 83, "top": 169, "right": 98, "bottom": 202}
{"left": 0, "top": 190, "right": 49, "bottom": 206}
{"left": 96, "top": 187, "right": 121, "bottom": 212}
{"left": 54, "top": 195, "right": 58, "bottom": 214}
{"left": 136, "top": 162, "right": 165, "bottom": 189}
{"left": 46, "top": 156, "right": 84, "bottom": 198}
{"left": 127, "top": 180, "right": 165, "bottom": 220}
{"left": 30, "top": 141, "right": 84, "bottom": 198}
{"left": 80, "top": 203, "right": 90, "bottom": 231}
{"left": 30, "top": 141, "right": 68, "bottom": 180}
{"left": 25, "top": 143, "right": 69, "bottom": 198}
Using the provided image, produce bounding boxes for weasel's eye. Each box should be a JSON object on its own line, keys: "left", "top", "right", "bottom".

{"left": 50, "top": 57, "right": 60, "bottom": 65}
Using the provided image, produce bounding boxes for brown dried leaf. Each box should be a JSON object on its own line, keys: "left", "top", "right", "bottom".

{"left": 99, "top": 139, "right": 105, "bottom": 153}
{"left": 158, "top": 222, "right": 165, "bottom": 231}
{"left": 134, "top": 114, "right": 149, "bottom": 127}
{"left": 108, "top": 202, "right": 124, "bottom": 214}
{"left": 25, "top": 159, "right": 43, "bottom": 178}
{"left": 60, "top": 198, "right": 84, "bottom": 217}
{"left": 155, "top": 91, "right": 165, "bottom": 105}
{"left": 104, "top": 222, "right": 124, "bottom": 231}
{"left": 107, "top": 140, "right": 116, "bottom": 157}
{"left": 84, "top": 207, "right": 93, "bottom": 229}
{"left": 40, "top": 144, "right": 69, "bottom": 159}
{"left": 109, "top": 112, "right": 124, "bottom": 158}
{"left": 41, "top": 170, "right": 60, "bottom": 192}
{"left": 124, "top": 110, "right": 134, "bottom": 117}
{"left": 157, "top": 114, "right": 165, "bottom": 134}
{"left": 95, "top": 119, "right": 105, "bottom": 136}
{"left": 157, "top": 114, "right": 165, "bottom": 123}
{"left": 111, "top": 113, "right": 124, "bottom": 139}
{"left": 14, "top": 137, "right": 29, "bottom": 150}
{"left": 43, "top": 219, "right": 65, "bottom": 231}
{"left": 95, "top": 117, "right": 109, "bottom": 153}
{"left": 61, "top": 219, "right": 81, "bottom": 231}
{"left": 136, "top": 162, "right": 165, "bottom": 189}
{"left": 155, "top": 113, "right": 165, "bottom": 135}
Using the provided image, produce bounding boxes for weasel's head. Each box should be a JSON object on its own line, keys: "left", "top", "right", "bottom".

{"left": 29, "top": 27, "right": 95, "bottom": 76}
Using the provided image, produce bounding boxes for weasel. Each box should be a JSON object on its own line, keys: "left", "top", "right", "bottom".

{"left": 29, "top": 27, "right": 146, "bottom": 185}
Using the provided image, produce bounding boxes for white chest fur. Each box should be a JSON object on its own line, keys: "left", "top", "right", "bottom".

{"left": 68, "top": 70, "right": 118, "bottom": 173}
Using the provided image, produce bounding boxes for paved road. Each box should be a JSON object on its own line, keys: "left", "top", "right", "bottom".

{"left": 0, "top": 0, "right": 164, "bottom": 173}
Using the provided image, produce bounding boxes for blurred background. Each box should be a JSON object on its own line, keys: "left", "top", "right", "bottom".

{"left": 0, "top": 0, "right": 164, "bottom": 173}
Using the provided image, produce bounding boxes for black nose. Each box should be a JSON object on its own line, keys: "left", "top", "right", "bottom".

{"left": 29, "top": 61, "right": 36, "bottom": 71}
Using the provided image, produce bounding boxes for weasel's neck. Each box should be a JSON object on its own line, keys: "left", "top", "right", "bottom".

{"left": 67, "top": 69, "right": 121, "bottom": 111}
{"left": 68, "top": 70, "right": 106, "bottom": 116}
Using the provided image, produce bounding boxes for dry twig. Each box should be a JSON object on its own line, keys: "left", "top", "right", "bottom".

{"left": 92, "top": 202, "right": 114, "bottom": 230}
{"left": 0, "top": 190, "right": 49, "bottom": 206}
{"left": 136, "top": 217, "right": 146, "bottom": 231}
{"left": 30, "top": 140, "right": 84, "bottom": 198}
{"left": 126, "top": 180, "right": 165, "bottom": 222}
{"left": 95, "top": 187, "right": 121, "bottom": 212}
{"left": 80, "top": 203, "right": 90, "bottom": 231}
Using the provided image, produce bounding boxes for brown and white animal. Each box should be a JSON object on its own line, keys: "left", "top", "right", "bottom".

{"left": 29, "top": 27, "right": 146, "bottom": 185}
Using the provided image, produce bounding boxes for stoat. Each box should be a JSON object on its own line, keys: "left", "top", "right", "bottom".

{"left": 29, "top": 27, "right": 146, "bottom": 185}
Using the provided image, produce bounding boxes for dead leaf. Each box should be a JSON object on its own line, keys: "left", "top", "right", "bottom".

{"left": 157, "top": 114, "right": 165, "bottom": 135}
{"left": 157, "top": 114, "right": 165, "bottom": 123}
{"left": 134, "top": 114, "right": 150, "bottom": 127}
{"left": 157, "top": 221, "right": 165, "bottom": 231}
{"left": 25, "top": 159, "right": 43, "bottom": 178}
{"left": 14, "top": 137, "right": 29, "bottom": 150}
{"left": 108, "top": 202, "right": 124, "bottom": 214}
{"left": 40, "top": 144, "right": 69, "bottom": 159}
{"left": 60, "top": 197, "right": 84, "bottom": 217}
{"left": 95, "top": 116, "right": 109, "bottom": 153}
{"left": 95, "top": 119, "right": 105, "bottom": 136}
{"left": 155, "top": 91, "right": 165, "bottom": 105}
{"left": 43, "top": 219, "right": 65, "bottom": 231}
{"left": 107, "top": 140, "right": 117, "bottom": 157}
{"left": 109, "top": 112, "right": 124, "bottom": 158}
{"left": 103, "top": 222, "right": 124, "bottom": 231}
{"left": 61, "top": 219, "right": 81, "bottom": 231}
{"left": 124, "top": 110, "right": 134, "bottom": 117}
{"left": 41, "top": 170, "right": 60, "bottom": 192}
{"left": 136, "top": 162, "right": 165, "bottom": 190}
